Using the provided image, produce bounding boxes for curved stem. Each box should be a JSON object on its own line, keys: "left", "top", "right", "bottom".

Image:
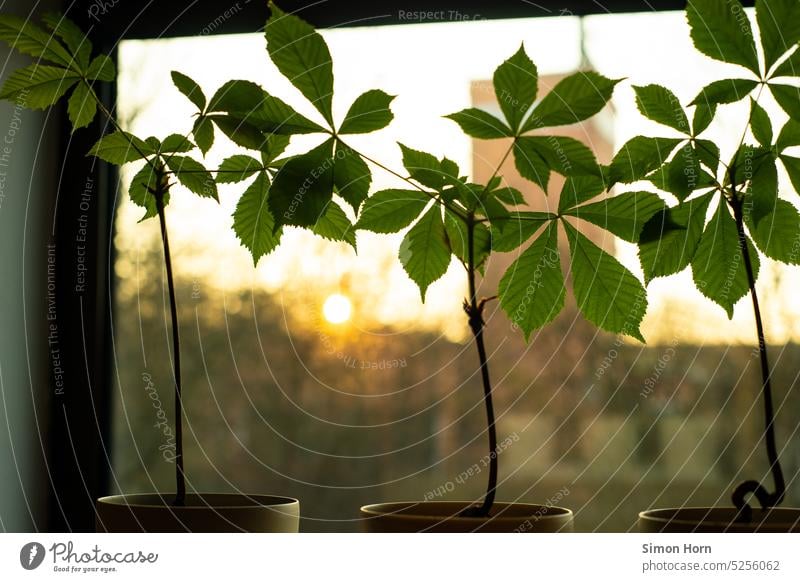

{"left": 154, "top": 176, "right": 186, "bottom": 506}
{"left": 730, "top": 196, "right": 785, "bottom": 518}
{"left": 460, "top": 216, "right": 498, "bottom": 517}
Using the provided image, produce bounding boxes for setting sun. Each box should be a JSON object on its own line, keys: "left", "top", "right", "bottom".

{"left": 323, "top": 294, "right": 353, "bottom": 325}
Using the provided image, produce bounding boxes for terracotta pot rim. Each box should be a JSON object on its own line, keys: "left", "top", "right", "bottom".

{"left": 96, "top": 493, "right": 299, "bottom": 511}
{"left": 639, "top": 506, "right": 800, "bottom": 527}
{"left": 360, "top": 500, "right": 573, "bottom": 522}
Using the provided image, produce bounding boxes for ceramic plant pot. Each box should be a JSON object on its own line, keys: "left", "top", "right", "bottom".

{"left": 96, "top": 493, "right": 299, "bottom": 532}
{"left": 638, "top": 507, "right": 800, "bottom": 533}
{"left": 360, "top": 501, "right": 573, "bottom": 532}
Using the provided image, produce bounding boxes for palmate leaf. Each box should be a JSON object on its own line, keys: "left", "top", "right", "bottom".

{"left": 268, "top": 139, "right": 335, "bottom": 228}
{"left": 498, "top": 222, "right": 565, "bottom": 340}
{"left": 265, "top": 3, "right": 334, "bottom": 126}
{"left": 128, "top": 162, "right": 166, "bottom": 221}
{"left": 490, "top": 212, "right": 554, "bottom": 252}
{"left": 333, "top": 142, "right": 371, "bottom": 212}
{"left": 771, "top": 48, "right": 800, "bottom": 79}
{"left": 776, "top": 119, "right": 800, "bottom": 151}
{"left": 557, "top": 175, "right": 606, "bottom": 213}
{"left": 748, "top": 199, "right": 800, "bottom": 264}
{"left": 312, "top": 200, "right": 357, "bottom": 250}
{"left": 686, "top": 0, "right": 760, "bottom": 75}
{"left": 691, "top": 78, "right": 758, "bottom": 107}
{"left": 88, "top": 131, "right": 154, "bottom": 164}
{"left": 756, "top": 0, "right": 800, "bottom": 72}
{"left": 217, "top": 155, "right": 263, "bottom": 183}
{"left": 782, "top": 155, "right": 800, "bottom": 194}
{"left": 522, "top": 72, "right": 619, "bottom": 131}
{"left": 167, "top": 156, "right": 218, "bottom": 200}
{"left": 86, "top": 55, "right": 115, "bottom": 82}
{"left": 608, "top": 136, "right": 683, "bottom": 185}
{"left": 769, "top": 84, "right": 800, "bottom": 120}
{"left": 633, "top": 84, "right": 690, "bottom": 134}
{"left": 565, "top": 191, "right": 666, "bottom": 243}
{"left": 339, "top": 89, "right": 395, "bottom": 134}
{"left": 445, "top": 108, "right": 511, "bottom": 139}
{"left": 515, "top": 135, "right": 601, "bottom": 185}
{"left": 355, "top": 189, "right": 430, "bottom": 233}
{"left": 638, "top": 191, "right": 714, "bottom": 283}
{"left": 67, "top": 82, "right": 96, "bottom": 131}
{"left": 0, "top": 15, "right": 73, "bottom": 68}
{"left": 513, "top": 139, "right": 550, "bottom": 191}
{"left": 692, "top": 103, "right": 717, "bottom": 135}
{"left": 493, "top": 44, "right": 538, "bottom": 132}
{"left": 0, "top": 64, "right": 80, "bottom": 109}
{"left": 233, "top": 173, "right": 282, "bottom": 264}
{"left": 42, "top": 13, "right": 91, "bottom": 70}
{"left": 691, "top": 198, "right": 760, "bottom": 318}
{"left": 192, "top": 117, "right": 214, "bottom": 155}
{"left": 171, "top": 70, "right": 206, "bottom": 111}
{"left": 399, "top": 144, "right": 444, "bottom": 190}
{"left": 564, "top": 221, "right": 647, "bottom": 341}
{"left": 647, "top": 144, "right": 707, "bottom": 201}
{"left": 399, "top": 206, "right": 451, "bottom": 301}
{"left": 749, "top": 98, "right": 773, "bottom": 146}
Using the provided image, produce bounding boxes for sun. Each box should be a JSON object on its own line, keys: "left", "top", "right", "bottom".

{"left": 323, "top": 293, "right": 352, "bottom": 324}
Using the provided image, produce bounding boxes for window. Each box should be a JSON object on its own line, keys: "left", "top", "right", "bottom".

{"left": 111, "top": 10, "right": 800, "bottom": 531}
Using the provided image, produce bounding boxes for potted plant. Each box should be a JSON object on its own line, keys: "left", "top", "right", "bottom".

{"left": 246, "top": 11, "right": 663, "bottom": 531}
{"left": 627, "top": 0, "right": 800, "bottom": 532}
{"left": 0, "top": 6, "right": 387, "bottom": 531}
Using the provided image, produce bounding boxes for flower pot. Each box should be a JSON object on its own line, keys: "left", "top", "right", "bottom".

{"left": 360, "top": 501, "right": 573, "bottom": 532}
{"left": 96, "top": 493, "right": 299, "bottom": 532}
{"left": 638, "top": 507, "right": 800, "bottom": 533}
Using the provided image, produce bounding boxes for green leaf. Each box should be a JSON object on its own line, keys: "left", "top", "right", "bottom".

{"left": 777, "top": 119, "right": 800, "bottom": 150}
{"left": 209, "top": 115, "right": 269, "bottom": 150}
{"left": 208, "top": 79, "right": 265, "bottom": 113}
{"left": 444, "top": 212, "right": 491, "bottom": 268}
{"left": 749, "top": 98, "right": 773, "bottom": 146}
{"left": 356, "top": 189, "right": 430, "bottom": 233}
{"left": 691, "top": 199, "right": 759, "bottom": 318}
{"left": 67, "top": 82, "right": 96, "bottom": 131}
{"left": 399, "top": 144, "right": 443, "bottom": 190}
{"left": 694, "top": 139, "right": 721, "bottom": 172}
{"left": 0, "top": 15, "right": 73, "bottom": 67}
{"left": 692, "top": 103, "right": 717, "bottom": 135}
{"left": 0, "top": 64, "right": 79, "bottom": 108}
{"left": 747, "top": 199, "right": 800, "bottom": 264}
{"left": 770, "top": 84, "right": 800, "bottom": 120}
{"left": 781, "top": 155, "right": 800, "bottom": 194}
{"left": 233, "top": 173, "right": 282, "bottom": 264}
{"left": 566, "top": 191, "right": 666, "bottom": 243}
{"left": 192, "top": 117, "right": 214, "bottom": 155}
{"left": 633, "top": 84, "right": 690, "bottom": 134}
{"left": 491, "top": 212, "right": 554, "bottom": 252}
{"left": 217, "top": 155, "right": 263, "bottom": 183}
{"left": 686, "top": 0, "right": 760, "bottom": 74}
{"left": 251, "top": 92, "right": 327, "bottom": 134}
{"left": 492, "top": 186, "right": 525, "bottom": 206}
{"left": 312, "top": 201, "right": 357, "bottom": 250}
{"left": 333, "top": 142, "right": 371, "bottom": 213}
{"left": 516, "top": 135, "right": 600, "bottom": 177}
{"left": 166, "top": 156, "right": 218, "bottom": 200}
{"left": 261, "top": 134, "right": 291, "bottom": 163}
{"left": 339, "top": 89, "right": 395, "bottom": 134}
{"left": 608, "top": 136, "right": 683, "bottom": 185}
{"left": 128, "top": 162, "right": 165, "bottom": 221}
{"left": 42, "top": 13, "right": 91, "bottom": 70}
{"left": 268, "top": 140, "right": 334, "bottom": 228}
{"left": 513, "top": 139, "right": 550, "bottom": 191}
{"left": 399, "top": 206, "right": 451, "bottom": 301}
{"left": 522, "top": 72, "right": 619, "bottom": 131}
{"left": 756, "top": 0, "right": 800, "bottom": 72}
{"left": 265, "top": 3, "right": 334, "bottom": 125}
{"left": 771, "top": 47, "right": 800, "bottom": 78}
{"left": 493, "top": 44, "right": 538, "bottom": 132}
{"left": 171, "top": 71, "right": 206, "bottom": 111}
{"left": 88, "top": 131, "right": 154, "bottom": 164}
{"left": 564, "top": 221, "right": 647, "bottom": 341}
{"left": 691, "top": 79, "right": 758, "bottom": 106}
{"left": 558, "top": 175, "right": 606, "bottom": 212}
{"left": 160, "top": 134, "right": 194, "bottom": 154}
{"left": 748, "top": 152, "right": 779, "bottom": 225}
{"left": 638, "top": 191, "right": 715, "bottom": 283}
{"left": 498, "top": 222, "right": 565, "bottom": 339}
{"left": 445, "top": 108, "right": 511, "bottom": 139}
{"left": 86, "top": 55, "right": 115, "bottom": 82}
{"left": 647, "top": 144, "right": 703, "bottom": 201}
